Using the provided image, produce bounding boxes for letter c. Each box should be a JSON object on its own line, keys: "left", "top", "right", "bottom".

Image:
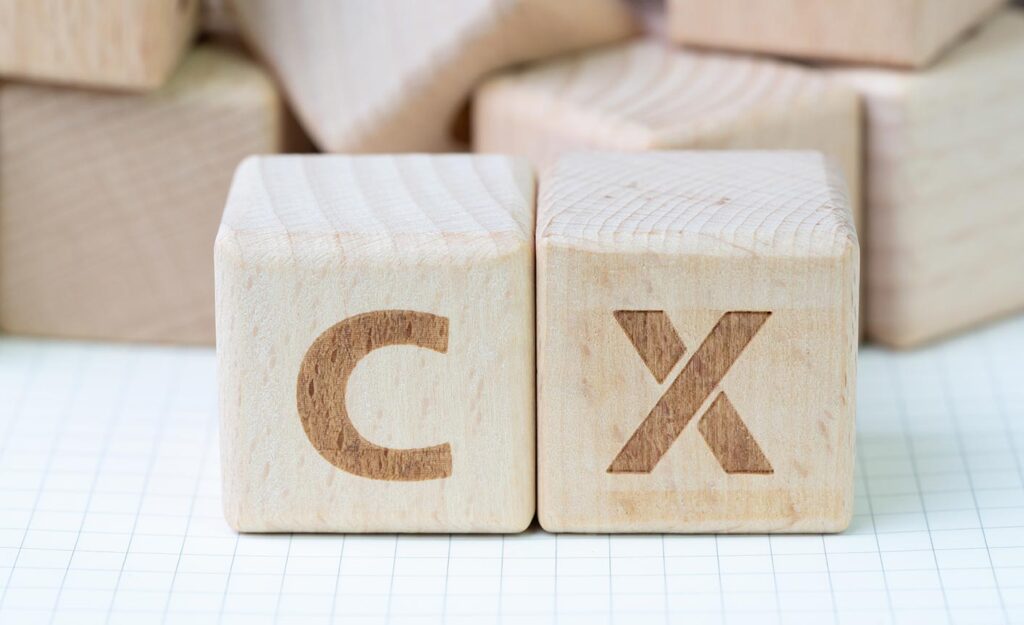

{"left": 296, "top": 310, "right": 452, "bottom": 481}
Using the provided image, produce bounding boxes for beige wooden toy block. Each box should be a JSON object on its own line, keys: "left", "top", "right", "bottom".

{"left": 668, "top": 0, "right": 1004, "bottom": 68}
{"left": 231, "top": 0, "right": 636, "bottom": 153}
{"left": 537, "top": 151, "right": 859, "bottom": 533}
{"left": 0, "top": 0, "right": 198, "bottom": 90}
{"left": 473, "top": 41, "right": 862, "bottom": 230}
{"left": 216, "top": 154, "right": 536, "bottom": 533}
{"left": 0, "top": 44, "right": 294, "bottom": 345}
{"left": 828, "top": 8, "right": 1024, "bottom": 347}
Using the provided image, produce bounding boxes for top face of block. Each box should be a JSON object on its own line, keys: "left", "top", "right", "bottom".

{"left": 232, "top": 0, "right": 635, "bottom": 151}
{"left": 0, "top": 0, "right": 199, "bottom": 89}
{"left": 667, "top": 0, "right": 1003, "bottom": 68}
{"left": 219, "top": 155, "right": 534, "bottom": 262}
{"left": 480, "top": 41, "right": 844, "bottom": 146}
{"left": 538, "top": 151, "right": 856, "bottom": 258}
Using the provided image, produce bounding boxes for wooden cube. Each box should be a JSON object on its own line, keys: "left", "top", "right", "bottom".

{"left": 537, "top": 152, "right": 858, "bottom": 533}
{"left": 216, "top": 154, "right": 536, "bottom": 532}
{"left": 0, "top": 44, "right": 292, "bottom": 344}
{"left": 231, "top": 0, "right": 636, "bottom": 152}
{"left": 829, "top": 8, "right": 1024, "bottom": 347}
{"left": 668, "top": 0, "right": 1004, "bottom": 68}
{"left": 473, "top": 41, "right": 862, "bottom": 229}
{"left": 0, "top": 0, "right": 198, "bottom": 90}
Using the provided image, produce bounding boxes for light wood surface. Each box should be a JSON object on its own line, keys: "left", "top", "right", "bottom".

{"left": 0, "top": 44, "right": 292, "bottom": 345}
{"left": 472, "top": 41, "right": 862, "bottom": 231}
{"left": 829, "top": 8, "right": 1024, "bottom": 347}
{"left": 0, "top": 0, "right": 198, "bottom": 90}
{"left": 537, "top": 151, "right": 858, "bottom": 533}
{"left": 216, "top": 154, "right": 536, "bottom": 533}
{"left": 668, "top": 0, "right": 1005, "bottom": 68}
{"left": 232, "top": 0, "right": 636, "bottom": 153}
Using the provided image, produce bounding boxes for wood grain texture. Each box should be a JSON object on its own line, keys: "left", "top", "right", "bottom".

{"left": 472, "top": 41, "right": 862, "bottom": 231}
{"left": 829, "top": 8, "right": 1024, "bottom": 347}
{"left": 612, "top": 311, "right": 684, "bottom": 384}
{"left": 668, "top": 0, "right": 1005, "bottom": 68}
{"left": 0, "top": 44, "right": 293, "bottom": 345}
{"left": 0, "top": 0, "right": 199, "bottom": 90}
{"left": 231, "top": 0, "right": 636, "bottom": 152}
{"left": 296, "top": 311, "right": 453, "bottom": 482}
{"left": 606, "top": 311, "right": 773, "bottom": 475}
{"left": 537, "top": 151, "right": 858, "bottom": 533}
{"left": 216, "top": 154, "right": 536, "bottom": 533}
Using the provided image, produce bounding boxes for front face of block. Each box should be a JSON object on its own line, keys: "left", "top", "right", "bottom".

{"left": 0, "top": 0, "right": 198, "bottom": 89}
{"left": 216, "top": 155, "right": 535, "bottom": 532}
{"left": 832, "top": 9, "right": 1024, "bottom": 346}
{"left": 0, "top": 45, "right": 284, "bottom": 344}
{"left": 537, "top": 152, "right": 858, "bottom": 533}
{"left": 667, "top": 0, "right": 1002, "bottom": 67}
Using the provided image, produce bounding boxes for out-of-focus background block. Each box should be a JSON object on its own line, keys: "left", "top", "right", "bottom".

{"left": 829, "top": 8, "right": 1024, "bottom": 347}
{"left": 201, "top": 0, "right": 237, "bottom": 36}
{"left": 231, "top": 0, "right": 637, "bottom": 153}
{"left": 217, "top": 155, "right": 536, "bottom": 532}
{"left": 0, "top": 44, "right": 294, "bottom": 345}
{"left": 668, "top": 0, "right": 1005, "bottom": 68}
{"left": 472, "top": 41, "right": 862, "bottom": 228}
{"left": 537, "top": 151, "right": 858, "bottom": 533}
{"left": 0, "top": 0, "right": 199, "bottom": 90}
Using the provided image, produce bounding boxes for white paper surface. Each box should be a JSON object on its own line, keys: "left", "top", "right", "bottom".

{"left": 1, "top": 317, "right": 1022, "bottom": 625}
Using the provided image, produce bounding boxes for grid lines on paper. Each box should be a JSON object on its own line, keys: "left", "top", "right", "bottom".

{"left": 0, "top": 317, "right": 1023, "bottom": 625}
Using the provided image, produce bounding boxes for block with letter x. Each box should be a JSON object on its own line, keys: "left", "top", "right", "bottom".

{"left": 216, "top": 154, "right": 535, "bottom": 532}
{"left": 537, "top": 151, "right": 859, "bottom": 533}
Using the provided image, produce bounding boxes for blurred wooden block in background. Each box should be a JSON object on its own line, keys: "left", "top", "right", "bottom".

{"left": 668, "top": 0, "right": 1004, "bottom": 68}
{"left": 231, "top": 0, "right": 637, "bottom": 153}
{"left": 201, "top": 0, "right": 237, "bottom": 35}
{"left": 0, "top": 44, "right": 295, "bottom": 345}
{"left": 473, "top": 41, "right": 862, "bottom": 230}
{"left": 0, "top": 0, "right": 198, "bottom": 90}
{"left": 216, "top": 155, "right": 535, "bottom": 532}
{"left": 829, "top": 8, "right": 1024, "bottom": 347}
{"left": 537, "top": 152, "right": 858, "bottom": 533}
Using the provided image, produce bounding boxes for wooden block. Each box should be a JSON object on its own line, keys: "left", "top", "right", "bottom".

{"left": 828, "top": 8, "right": 1024, "bottom": 347}
{"left": 667, "top": 0, "right": 1004, "bottom": 68}
{"left": 216, "top": 154, "right": 536, "bottom": 532}
{"left": 231, "top": 0, "right": 636, "bottom": 152}
{"left": 0, "top": 0, "right": 198, "bottom": 90}
{"left": 0, "top": 44, "right": 292, "bottom": 345}
{"left": 472, "top": 41, "right": 862, "bottom": 230}
{"left": 201, "top": 0, "right": 237, "bottom": 35}
{"left": 536, "top": 151, "right": 858, "bottom": 533}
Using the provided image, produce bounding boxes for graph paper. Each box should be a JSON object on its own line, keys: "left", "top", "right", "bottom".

{"left": 0, "top": 318, "right": 1023, "bottom": 625}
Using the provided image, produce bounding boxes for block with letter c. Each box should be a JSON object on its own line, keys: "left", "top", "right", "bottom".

{"left": 216, "top": 154, "right": 535, "bottom": 533}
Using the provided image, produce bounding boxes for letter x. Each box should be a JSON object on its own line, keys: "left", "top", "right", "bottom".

{"left": 609, "top": 310, "right": 773, "bottom": 475}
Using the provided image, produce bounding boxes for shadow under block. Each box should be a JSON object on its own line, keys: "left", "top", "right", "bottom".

{"left": 0, "top": 45, "right": 290, "bottom": 345}
{"left": 216, "top": 155, "right": 536, "bottom": 533}
{"left": 0, "top": 0, "right": 198, "bottom": 90}
{"left": 231, "top": 0, "right": 636, "bottom": 153}
{"left": 829, "top": 8, "right": 1024, "bottom": 347}
{"left": 667, "top": 0, "right": 1004, "bottom": 68}
{"left": 472, "top": 41, "right": 862, "bottom": 230}
{"left": 536, "top": 152, "right": 859, "bottom": 533}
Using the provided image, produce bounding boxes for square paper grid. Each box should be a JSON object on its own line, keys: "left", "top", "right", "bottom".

{"left": 0, "top": 317, "right": 1023, "bottom": 625}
